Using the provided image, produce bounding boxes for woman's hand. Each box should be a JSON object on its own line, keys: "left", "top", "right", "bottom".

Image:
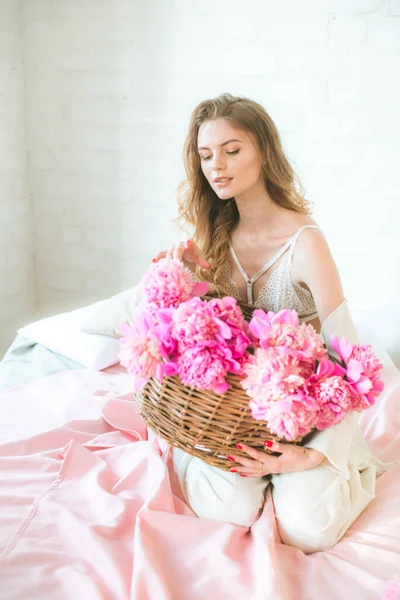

{"left": 227, "top": 439, "right": 326, "bottom": 477}
{"left": 152, "top": 239, "right": 212, "bottom": 271}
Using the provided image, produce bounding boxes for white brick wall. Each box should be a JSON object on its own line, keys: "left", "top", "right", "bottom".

{"left": 0, "top": 0, "right": 33, "bottom": 358}
{"left": 1, "top": 0, "right": 399, "bottom": 364}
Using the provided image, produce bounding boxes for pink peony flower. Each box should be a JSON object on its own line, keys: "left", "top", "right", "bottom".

{"left": 303, "top": 358, "right": 352, "bottom": 428}
{"left": 250, "top": 309, "right": 327, "bottom": 363}
{"left": 171, "top": 296, "right": 232, "bottom": 352}
{"left": 208, "top": 296, "right": 252, "bottom": 360}
{"left": 308, "top": 367, "right": 352, "bottom": 430}
{"left": 209, "top": 296, "right": 248, "bottom": 330}
{"left": 176, "top": 344, "right": 233, "bottom": 394}
{"left": 241, "top": 346, "right": 312, "bottom": 403}
{"left": 141, "top": 258, "right": 209, "bottom": 310}
{"left": 330, "top": 336, "right": 385, "bottom": 409}
{"left": 249, "top": 308, "right": 299, "bottom": 339}
{"left": 119, "top": 311, "right": 168, "bottom": 390}
{"left": 251, "top": 393, "right": 319, "bottom": 441}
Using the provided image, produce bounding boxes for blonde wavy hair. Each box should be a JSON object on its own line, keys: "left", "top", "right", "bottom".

{"left": 174, "top": 93, "right": 313, "bottom": 296}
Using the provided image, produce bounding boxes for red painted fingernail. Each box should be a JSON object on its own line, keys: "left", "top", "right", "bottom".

{"left": 240, "top": 473, "right": 247, "bottom": 477}
{"left": 152, "top": 258, "right": 156, "bottom": 262}
{"left": 230, "top": 469, "right": 238, "bottom": 473}
{"left": 227, "top": 456, "right": 235, "bottom": 462}
{"left": 264, "top": 440, "right": 273, "bottom": 448}
{"left": 235, "top": 444, "right": 243, "bottom": 450}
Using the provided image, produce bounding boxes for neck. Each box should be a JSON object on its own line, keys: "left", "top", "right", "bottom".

{"left": 232, "top": 178, "right": 284, "bottom": 236}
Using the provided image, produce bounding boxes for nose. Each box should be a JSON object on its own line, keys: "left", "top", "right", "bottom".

{"left": 209, "top": 152, "right": 227, "bottom": 172}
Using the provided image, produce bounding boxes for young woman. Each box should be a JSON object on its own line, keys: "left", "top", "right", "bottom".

{"left": 153, "top": 93, "right": 385, "bottom": 554}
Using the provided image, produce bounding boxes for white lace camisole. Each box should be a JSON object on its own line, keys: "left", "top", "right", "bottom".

{"left": 222, "top": 225, "right": 321, "bottom": 323}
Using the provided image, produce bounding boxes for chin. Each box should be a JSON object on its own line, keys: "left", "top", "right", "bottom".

{"left": 215, "top": 188, "right": 235, "bottom": 200}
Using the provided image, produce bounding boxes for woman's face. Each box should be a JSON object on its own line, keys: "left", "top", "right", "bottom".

{"left": 197, "top": 118, "right": 264, "bottom": 200}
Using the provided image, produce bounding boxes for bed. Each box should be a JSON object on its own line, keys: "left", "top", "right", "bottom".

{"left": 0, "top": 298, "right": 399, "bottom": 600}
{"left": 0, "top": 334, "right": 85, "bottom": 393}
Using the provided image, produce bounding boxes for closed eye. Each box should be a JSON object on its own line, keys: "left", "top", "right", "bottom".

{"left": 200, "top": 149, "right": 240, "bottom": 161}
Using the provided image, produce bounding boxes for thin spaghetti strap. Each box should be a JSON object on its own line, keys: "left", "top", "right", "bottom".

{"left": 229, "top": 238, "right": 294, "bottom": 304}
{"left": 293, "top": 224, "right": 320, "bottom": 239}
{"left": 229, "top": 225, "right": 321, "bottom": 304}
{"left": 288, "top": 225, "right": 321, "bottom": 253}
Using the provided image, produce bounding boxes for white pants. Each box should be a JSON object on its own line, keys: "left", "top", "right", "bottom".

{"left": 172, "top": 447, "right": 377, "bottom": 554}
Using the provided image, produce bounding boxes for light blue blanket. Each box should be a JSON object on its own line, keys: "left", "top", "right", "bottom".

{"left": 0, "top": 335, "right": 85, "bottom": 393}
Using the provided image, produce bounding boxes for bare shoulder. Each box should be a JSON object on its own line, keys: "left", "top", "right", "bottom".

{"left": 291, "top": 214, "right": 319, "bottom": 230}
{"left": 279, "top": 210, "right": 319, "bottom": 236}
{"left": 291, "top": 225, "right": 332, "bottom": 280}
{"left": 257, "top": 210, "right": 312, "bottom": 241}
{"left": 291, "top": 225, "right": 345, "bottom": 323}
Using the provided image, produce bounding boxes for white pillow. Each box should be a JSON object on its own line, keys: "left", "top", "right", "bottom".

{"left": 17, "top": 302, "right": 122, "bottom": 370}
{"left": 79, "top": 285, "right": 143, "bottom": 338}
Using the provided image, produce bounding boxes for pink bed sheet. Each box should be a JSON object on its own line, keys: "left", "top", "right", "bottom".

{"left": 0, "top": 365, "right": 399, "bottom": 600}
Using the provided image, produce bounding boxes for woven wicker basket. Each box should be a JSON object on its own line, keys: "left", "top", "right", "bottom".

{"left": 135, "top": 293, "right": 313, "bottom": 470}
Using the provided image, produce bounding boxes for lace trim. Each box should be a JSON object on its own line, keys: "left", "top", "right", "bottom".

{"left": 221, "top": 253, "right": 318, "bottom": 320}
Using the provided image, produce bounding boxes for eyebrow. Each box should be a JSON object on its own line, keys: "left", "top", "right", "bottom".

{"left": 197, "top": 138, "right": 243, "bottom": 151}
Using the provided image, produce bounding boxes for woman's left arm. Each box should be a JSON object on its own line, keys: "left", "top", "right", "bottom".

{"left": 291, "top": 227, "right": 345, "bottom": 325}
{"left": 230, "top": 228, "right": 357, "bottom": 477}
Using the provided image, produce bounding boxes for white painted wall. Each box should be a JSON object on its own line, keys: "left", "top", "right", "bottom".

{"left": 1, "top": 0, "right": 400, "bottom": 364}
{"left": 0, "top": 0, "right": 33, "bottom": 359}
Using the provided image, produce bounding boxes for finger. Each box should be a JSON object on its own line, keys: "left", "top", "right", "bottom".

{"left": 227, "top": 453, "right": 258, "bottom": 469}
{"left": 166, "top": 245, "right": 176, "bottom": 260}
{"left": 262, "top": 439, "right": 305, "bottom": 460}
{"left": 229, "top": 465, "right": 269, "bottom": 478}
{"left": 239, "top": 446, "right": 282, "bottom": 474}
{"left": 152, "top": 251, "right": 167, "bottom": 263}
{"left": 236, "top": 443, "right": 269, "bottom": 463}
{"left": 198, "top": 258, "right": 212, "bottom": 269}
{"left": 185, "top": 240, "right": 212, "bottom": 269}
{"left": 261, "top": 438, "right": 287, "bottom": 454}
{"left": 173, "top": 242, "right": 186, "bottom": 261}
{"left": 228, "top": 452, "right": 279, "bottom": 475}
